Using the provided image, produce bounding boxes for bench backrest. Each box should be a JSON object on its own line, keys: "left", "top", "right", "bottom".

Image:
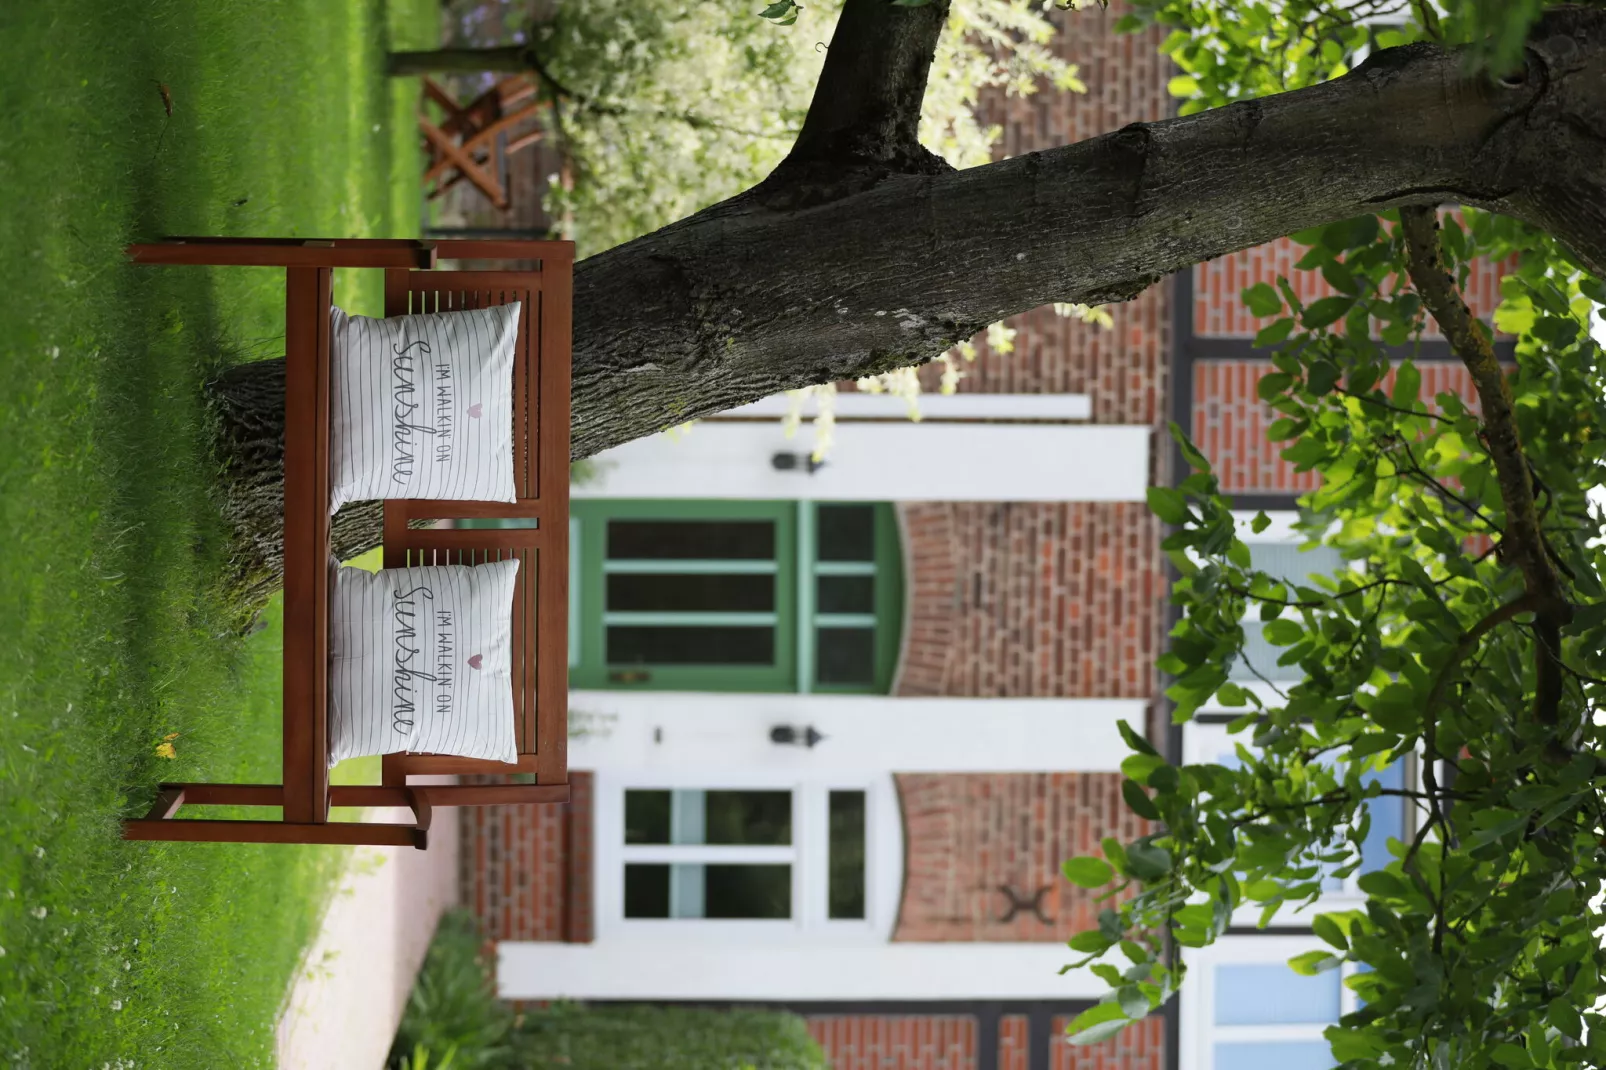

{"left": 378, "top": 254, "right": 572, "bottom": 788}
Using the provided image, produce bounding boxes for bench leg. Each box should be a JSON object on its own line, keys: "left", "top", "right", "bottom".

{"left": 121, "top": 782, "right": 430, "bottom": 849}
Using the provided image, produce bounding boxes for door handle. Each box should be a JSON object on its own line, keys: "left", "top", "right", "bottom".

{"left": 608, "top": 669, "right": 651, "bottom": 684}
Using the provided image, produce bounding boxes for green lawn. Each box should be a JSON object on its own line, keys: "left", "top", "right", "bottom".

{"left": 0, "top": 1, "right": 435, "bottom": 1065}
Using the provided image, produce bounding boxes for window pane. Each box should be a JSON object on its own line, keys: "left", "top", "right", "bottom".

{"left": 624, "top": 790, "right": 672, "bottom": 845}
{"left": 704, "top": 790, "right": 792, "bottom": 846}
{"left": 829, "top": 791, "right": 867, "bottom": 920}
{"left": 608, "top": 572, "right": 775, "bottom": 613}
{"left": 817, "top": 627, "right": 875, "bottom": 685}
{"left": 817, "top": 575, "right": 874, "bottom": 614}
{"left": 1249, "top": 543, "right": 1344, "bottom": 589}
{"left": 608, "top": 625, "right": 774, "bottom": 666}
{"left": 817, "top": 505, "right": 875, "bottom": 561}
{"left": 705, "top": 864, "right": 791, "bottom": 919}
{"left": 1213, "top": 1042, "right": 1335, "bottom": 1070}
{"left": 1214, "top": 964, "right": 1341, "bottom": 1025}
{"left": 624, "top": 863, "right": 670, "bottom": 918}
{"left": 608, "top": 520, "right": 775, "bottom": 561}
{"left": 1231, "top": 623, "right": 1305, "bottom": 682}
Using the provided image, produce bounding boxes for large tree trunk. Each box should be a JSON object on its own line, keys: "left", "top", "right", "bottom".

{"left": 208, "top": 359, "right": 382, "bottom": 614}
{"left": 386, "top": 46, "right": 531, "bottom": 76}
{"left": 214, "top": 3, "right": 1606, "bottom": 613}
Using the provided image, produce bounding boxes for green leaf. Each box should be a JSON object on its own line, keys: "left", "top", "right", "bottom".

{"left": 1116, "top": 985, "right": 1150, "bottom": 1019}
{"left": 1062, "top": 857, "right": 1115, "bottom": 889}
{"left": 1125, "top": 843, "right": 1173, "bottom": 881}
{"left": 1325, "top": 1026, "right": 1385, "bottom": 1062}
{"left": 1101, "top": 837, "right": 1128, "bottom": 876}
{"left": 1122, "top": 779, "right": 1161, "bottom": 821}
{"left": 1288, "top": 950, "right": 1341, "bottom": 976}
{"left": 758, "top": 1, "right": 799, "bottom": 18}
{"left": 1064, "top": 1002, "right": 1130, "bottom": 1046}
{"left": 1262, "top": 619, "right": 1304, "bottom": 646}
{"left": 1117, "top": 717, "right": 1160, "bottom": 757}
{"left": 1166, "top": 422, "right": 1213, "bottom": 473}
{"left": 1068, "top": 930, "right": 1116, "bottom": 954}
{"left": 1313, "top": 914, "right": 1349, "bottom": 951}
{"left": 1250, "top": 511, "right": 1272, "bottom": 534}
{"left": 1491, "top": 1043, "right": 1534, "bottom": 1069}
{"left": 1321, "top": 258, "right": 1359, "bottom": 295}
{"left": 1306, "top": 360, "right": 1341, "bottom": 395}
{"left": 1121, "top": 752, "right": 1166, "bottom": 783}
{"left": 1392, "top": 360, "right": 1421, "bottom": 407}
{"left": 1266, "top": 417, "right": 1304, "bottom": 442}
{"left": 1243, "top": 282, "right": 1284, "bottom": 317}
{"left": 1146, "top": 486, "right": 1191, "bottom": 525}
{"left": 1167, "top": 74, "right": 1200, "bottom": 98}
{"left": 1550, "top": 998, "right": 1584, "bottom": 1039}
{"left": 1257, "top": 371, "right": 1294, "bottom": 401}
{"left": 1302, "top": 296, "right": 1354, "bottom": 330}
{"left": 1255, "top": 318, "right": 1296, "bottom": 347}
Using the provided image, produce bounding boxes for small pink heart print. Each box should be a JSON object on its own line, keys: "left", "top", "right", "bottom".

{"left": 467, "top": 403, "right": 483, "bottom": 419}
{"left": 468, "top": 654, "right": 484, "bottom": 670}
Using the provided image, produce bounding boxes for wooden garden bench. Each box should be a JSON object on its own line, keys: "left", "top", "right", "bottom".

{"left": 120, "top": 237, "right": 573, "bottom": 849}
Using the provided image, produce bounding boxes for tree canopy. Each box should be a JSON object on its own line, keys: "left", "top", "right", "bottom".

{"left": 1041, "top": 3, "right": 1606, "bottom": 1066}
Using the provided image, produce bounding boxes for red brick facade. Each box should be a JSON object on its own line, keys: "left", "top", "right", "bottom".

{"left": 1191, "top": 360, "right": 1481, "bottom": 495}
{"left": 459, "top": 772, "right": 593, "bottom": 943}
{"left": 808, "top": 1016, "right": 977, "bottom": 1070}
{"left": 1000, "top": 1016, "right": 1030, "bottom": 1070}
{"left": 931, "top": 0, "right": 1173, "bottom": 426}
{"left": 893, "top": 773, "right": 1147, "bottom": 942}
{"left": 1193, "top": 234, "right": 1512, "bottom": 338}
{"left": 804, "top": 1011, "right": 1165, "bottom": 1070}
{"left": 1051, "top": 1014, "right": 1166, "bottom": 1070}
{"left": 895, "top": 503, "right": 1165, "bottom": 699}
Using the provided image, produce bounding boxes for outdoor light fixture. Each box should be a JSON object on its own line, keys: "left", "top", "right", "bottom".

{"left": 769, "top": 724, "right": 826, "bottom": 748}
{"left": 771, "top": 451, "right": 826, "bottom": 475}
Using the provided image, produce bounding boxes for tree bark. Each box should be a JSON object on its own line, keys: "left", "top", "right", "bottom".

{"left": 208, "top": 359, "right": 382, "bottom": 614}
{"left": 212, "top": 4, "right": 1606, "bottom": 613}
{"left": 386, "top": 46, "right": 531, "bottom": 76}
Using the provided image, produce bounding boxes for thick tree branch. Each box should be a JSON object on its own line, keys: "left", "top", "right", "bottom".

{"left": 570, "top": 10, "right": 1606, "bottom": 458}
{"left": 1400, "top": 206, "right": 1574, "bottom": 725}
{"left": 761, "top": 0, "right": 953, "bottom": 195}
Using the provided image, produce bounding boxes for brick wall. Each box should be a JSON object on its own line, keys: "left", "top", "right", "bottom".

{"left": 808, "top": 1016, "right": 977, "bottom": 1070}
{"left": 805, "top": 1011, "right": 1164, "bottom": 1069}
{"left": 895, "top": 503, "right": 1164, "bottom": 698}
{"left": 459, "top": 771, "right": 593, "bottom": 943}
{"left": 893, "top": 773, "right": 1147, "bottom": 942}
{"left": 1193, "top": 234, "right": 1513, "bottom": 339}
{"left": 1191, "top": 360, "right": 1480, "bottom": 495}
{"left": 1050, "top": 1014, "right": 1166, "bottom": 1070}
{"left": 927, "top": 0, "right": 1173, "bottom": 424}
{"left": 1000, "top": 1015, "right": 1030, "bottom": 1070}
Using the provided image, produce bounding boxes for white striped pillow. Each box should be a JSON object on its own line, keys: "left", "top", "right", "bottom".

{"left": 328, "top": 559, "right": 520, "bottom": 766}
{"left": 328, "top": 303, "right": 520, "bottom": 513}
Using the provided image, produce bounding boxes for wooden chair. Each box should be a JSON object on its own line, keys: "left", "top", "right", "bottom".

{"left": 120, "top": 237, "right": 573, "bottom": 849}
{"left": 421, "top": 76, "right": 545, "bottom": 209}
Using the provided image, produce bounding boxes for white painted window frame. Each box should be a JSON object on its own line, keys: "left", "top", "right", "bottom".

{"left": 593, "top": 767, "right": 902, "bottom": 946}
{"left": 1180, "top": 933, "right": 1359, "bottom": 1070}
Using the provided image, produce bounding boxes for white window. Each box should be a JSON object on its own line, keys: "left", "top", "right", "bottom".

{"left": 1181, "top": 935, "right": 1356, "bottom": 1070}
{"left": 1183, "top": 722, "right": 1413, "bottom": 912}
{"left": 593, "top": 770, "right": 900, "bottom": 944}
{"left": 1228, "top": 512, "right": 1346, "bottom": 685}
